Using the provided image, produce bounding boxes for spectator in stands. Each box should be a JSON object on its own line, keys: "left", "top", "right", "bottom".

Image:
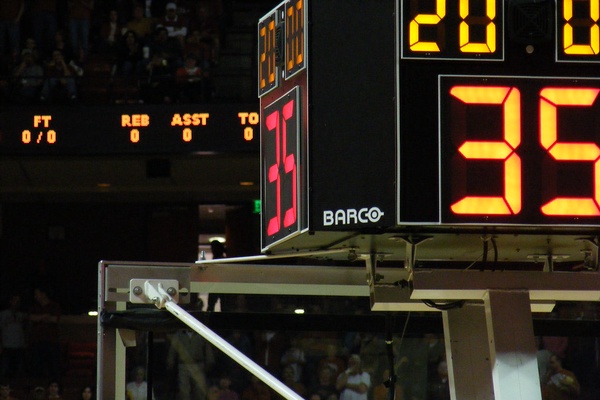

{"left": 160, "top": 3, "right": 187, "bottom": 46}
{"left": 28, "top": 287, "right": 61, "bottom": 379}
{"left": 175, "top": 53, "right": 203, "bottom": 102}
{"left": 29, "top": 387, "right": 45, "bottom": 400}
{"left": 217, "top": 375, "right": 239, "bottom": 400}
{"left": 308, "top": 365, "right": 338, "bottom": 400}
{"left": 207, "top": 385, "right": 221, "bottom": 400}
{"left": 116, "top": 30, "right": 143, "bottom": 75}
{"left": 40, "top": 49, "right": 80, "bottom": 102}
{"left": 22, "top": 38, "right": 41, "bottom": 63}
{"left": 372, "top": 369, "right": 402, "bottom": 400}
{"left": 281, "top": 364, "right": 307, "bottom": 398}
{"left": 68, "top": 0, "right": 95, "bottom": 62}
{"left": 0, "top": 381, "right": 20, "bottom": 400}
{"left": 541, "top": 353, "right": 580, "bottom": 400}
{"left": 31, "top": 0, "right": 58, "bottom": 57}
{"left": 254, "top": 331, "right": 289, "bottom": 378}
{"left": 147, "top": 26, "right": 182, "bottom": 71}
{"left": 142, "top": 0, "right": 168, "bottom": 19}
{"left": 140, "top": 51, "right": 174, "bottom": 103}
{"left": 186, "top": 4, "right": 219, "bottom": 65}
{"left": 317, "top": 344, "right": 346, "bottom": 384}
{"left": 183, "top": 28, "right": 209, "bottom": 67}
{"left": 336, "top": 354, "right": 371, "bottom": 400}
{"left": 46, "top": 380, "right": 62, "bottom": 399}
{"left": 0, "top": 0, "right": 25, "bottom": 67}
{"left": 98, "top": 9, "right": 126, "bottom": 56}
{"left": 217, "top": 330, "right": 252, "bottom": 392}
{"left": 79, "top": 385, "right": 94, "bottom": 400}
{"left": 48, "top": 30, "right": 75, "bottom": 66}
{"left": 126, "top": 366, "right": 155, "bottom": 400}
{"left": 125, "top": 4, "right": 155, "bottom": 44}
{"left": 281, "top": 335, "right": 306, "bottom": 385}
{"left": 0, "top": 294, "right": 27, "bottom": 378}
{"left": 167, "top": 328, "right": 215, "bottom": 400}
{"left": 241, "top": 376, "right": 271, "bottom": 400}
{"left": 426, "top": 361, "right": 450, "bottom": 400}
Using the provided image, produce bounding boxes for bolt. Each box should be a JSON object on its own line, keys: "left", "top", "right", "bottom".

{"left": 133, "top": 286, "right": 143, "bottom": 296}
{"left": 167, "top": 287, "right": 177, "bottom": 296}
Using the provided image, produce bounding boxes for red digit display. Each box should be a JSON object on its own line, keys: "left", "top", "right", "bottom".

{"left": 441, "top": 76, "right": 600, "bottom": 225}
{"left": 261, "top": 87, "right": 301, "bottom": 246}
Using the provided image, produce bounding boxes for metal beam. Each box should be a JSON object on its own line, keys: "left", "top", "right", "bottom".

{"left": 411, "top": 269, "right": 600, "bottom": 302}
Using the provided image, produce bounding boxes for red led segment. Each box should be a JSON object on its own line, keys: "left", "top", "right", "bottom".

{"left": 261, "top": 88, "right": 301, "bottom": 244}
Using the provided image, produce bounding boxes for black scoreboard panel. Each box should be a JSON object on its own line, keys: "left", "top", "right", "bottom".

{"left": 0, "top": 104, "right": 259, "bottom": 155}
{"left": 259, "top": 0, "right": 396, "bottom": 251}
{"left": 399, "top": 0, "right": 600, "bottom": 227}
{"left": 260, "top": 0, "right": 600, "bottom": 255}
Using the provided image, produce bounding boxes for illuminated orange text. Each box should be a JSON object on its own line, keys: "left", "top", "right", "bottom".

{"left": 121, "top": 114, "right": 149, "bottom": 127}
{"left": 33, "top": 115, "right": 52, "bottom": 128}
{"left": 170, "top": 113, "right": 209, "bottom": 126}
{"left": 238, "top": 112, "right": 259, "bottom": 125}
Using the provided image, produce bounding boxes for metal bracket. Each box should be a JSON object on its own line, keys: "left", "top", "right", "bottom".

{"left": 129, "top": 279, "right": 180, "bottom": 306}
{"left": 527, "top": 254, "right": 570, "bottom": 272}
{"left": 395, "top": 235, "right": 433, "bottom": 279}
{"left": 576, "top": 237, "right": 600, "bottom": 271}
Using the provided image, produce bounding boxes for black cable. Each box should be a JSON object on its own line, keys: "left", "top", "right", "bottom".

{"left": 385, "top": 315, "right": 396, "bottom": 400}
{"left": 491, "top": 237, "right": 498, "bottom": 271}
{"left": 480, "top": 239, "right": 488, "bottom": 271}
{"left": 422, "top": 299, "right": 465, "bottom": 311}
{"left": 147, "top": 331, "right": 153, "bottom": 400}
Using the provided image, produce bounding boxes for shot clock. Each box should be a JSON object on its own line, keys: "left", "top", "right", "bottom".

{"left": 257, "top": 0, "right": 600, "bottom": 253}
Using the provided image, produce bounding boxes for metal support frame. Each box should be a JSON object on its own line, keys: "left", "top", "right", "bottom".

{"left": 130, "top": 280, "right": 304, "bottom": 400}
{"left": 98, "top": 255, "right": 600, "bottom": 400}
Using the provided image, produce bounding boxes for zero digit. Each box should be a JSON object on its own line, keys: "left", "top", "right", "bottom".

{"left": 285, "top": 0, "right": 304, "bottom": 76}
{"left": 458, "top": 0, "right": 496, "bottom": 53}
{"left": 563, "top": 0, "right": 600, "bottom": 55}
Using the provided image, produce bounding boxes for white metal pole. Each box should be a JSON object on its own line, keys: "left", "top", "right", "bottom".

{"left": 149, "top": 282, "right": 304, "bottom": 400}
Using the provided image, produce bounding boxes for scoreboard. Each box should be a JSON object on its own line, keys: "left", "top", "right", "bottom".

{"left": 0, "top": 104, "right": 259, "bottom": 155}
{"left": 259, "top": 0, "right": 600, "bottom": 254}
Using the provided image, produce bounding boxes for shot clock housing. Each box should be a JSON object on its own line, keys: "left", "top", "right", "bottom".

{"left": 260, "top": 0, "right": 600, "bottom": 262}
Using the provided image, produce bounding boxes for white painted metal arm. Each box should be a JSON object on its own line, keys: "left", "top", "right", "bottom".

{"left": 143, "top": 280, "right": 305, "bottom": 400}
